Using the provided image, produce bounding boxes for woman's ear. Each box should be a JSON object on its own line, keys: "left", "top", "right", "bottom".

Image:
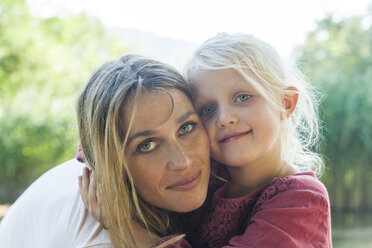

{"left": 281, "top": 86, "right": 299, "bottom": 120}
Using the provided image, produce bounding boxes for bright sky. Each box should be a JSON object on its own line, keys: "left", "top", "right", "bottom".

{"left": 28, "top": 0, "right": 371, "bottom": 57}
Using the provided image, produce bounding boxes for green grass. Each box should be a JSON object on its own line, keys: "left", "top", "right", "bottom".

{"left": 333, "top": 227, "right": 372, "bottom": 248}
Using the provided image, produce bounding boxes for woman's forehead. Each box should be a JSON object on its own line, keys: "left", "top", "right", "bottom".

{"left": 123, "top": 89, "right": 193, "bottom": 132}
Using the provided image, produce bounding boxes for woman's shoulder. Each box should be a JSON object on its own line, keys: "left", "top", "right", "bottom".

{"left": 0, "top": 159, "right": 112, "bottom": 247}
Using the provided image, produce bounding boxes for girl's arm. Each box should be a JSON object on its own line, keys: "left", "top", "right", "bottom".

{"left": 222, "top": 178, "right": 332, "bottom": 248}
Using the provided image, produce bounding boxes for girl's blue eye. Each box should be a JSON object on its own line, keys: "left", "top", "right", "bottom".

{"left": 199, "top": 105, "right": 215, "bottom": 116}
{"left": 178, "top": 122, "right": 197, "bottom": 136}
{"left": 235, "top": 94, "right": 251, "bottom": 102}
{"left": 138, "top": 140, "right": 157, "bottom": 153}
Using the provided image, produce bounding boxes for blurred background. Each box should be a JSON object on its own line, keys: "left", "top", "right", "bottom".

{"left": 0, "top": 0, "right": 371, "bottom": 247}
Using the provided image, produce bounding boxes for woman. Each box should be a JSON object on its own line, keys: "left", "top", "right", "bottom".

{"left": 0, "top": 54, "right": 211, "bottom": 248}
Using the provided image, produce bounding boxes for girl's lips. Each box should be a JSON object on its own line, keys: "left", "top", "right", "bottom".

{"left": 167, "top": 171, "right": 201, "bottom": 191}
{"left": 219, "top": 130, "right": 252, "bottom": 143}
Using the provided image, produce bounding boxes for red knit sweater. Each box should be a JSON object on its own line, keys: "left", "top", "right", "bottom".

{"left": 180, "top": 163, "right": 332, "bottom": 248}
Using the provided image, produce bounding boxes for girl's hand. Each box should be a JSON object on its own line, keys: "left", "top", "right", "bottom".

{"left": 78, "top": 167, "right": 108, "bottom": 228}
{"left": 78, "top": 167, "right": 157, "bottom": 246}
{"left": 78, "top": 167, "right": 170, "bottom": 247}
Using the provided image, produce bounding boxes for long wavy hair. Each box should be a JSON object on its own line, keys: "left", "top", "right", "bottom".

{"left": 77, "top": 54, "right": 191, "bottom": 247}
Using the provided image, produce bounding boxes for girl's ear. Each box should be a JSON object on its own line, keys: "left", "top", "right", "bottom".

{"left": 281, "top": 86, "right": 299, "bottom": 120}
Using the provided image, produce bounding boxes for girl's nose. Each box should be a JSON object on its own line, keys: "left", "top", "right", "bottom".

{"left": 216, "top": 107, "right": 239, "bottom": 128}
{"left": 166, "top": 142, "right": 192, "bottom": 171}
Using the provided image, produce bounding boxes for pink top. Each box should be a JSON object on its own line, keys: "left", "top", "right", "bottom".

{"left": 182, "top": 163, "right": 332, "bottom": 248}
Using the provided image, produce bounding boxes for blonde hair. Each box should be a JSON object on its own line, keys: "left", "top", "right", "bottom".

{"left": 77, "top": 54, "right": 191, "bottom": 247}
{"left": 184, "top": 32, "right": 324, "bottom": 176}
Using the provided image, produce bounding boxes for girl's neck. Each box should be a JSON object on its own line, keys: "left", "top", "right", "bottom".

{"left": 225, "top": 145, "right": 295, "bottom": 198}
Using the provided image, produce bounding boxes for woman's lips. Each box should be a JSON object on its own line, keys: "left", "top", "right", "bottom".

{"left": 219, "top": 130, "right": 252, "bottom": 143}
{"left": 167, "top": 171, "right": 201, "bottom": 191}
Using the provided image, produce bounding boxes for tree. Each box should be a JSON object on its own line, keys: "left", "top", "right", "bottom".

{"left": 296, "top": 12, "right": 372, "bottom": 210}
{"left": 0, "top": 0, "right": 127, "bottom": 203}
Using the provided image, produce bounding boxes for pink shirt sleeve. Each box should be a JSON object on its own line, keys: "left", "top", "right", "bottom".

{"left": 76, "top": 145, "right": 84, "bottom": 163}
{"left": 222, "top": 178, "right": 332, "bottom": 248}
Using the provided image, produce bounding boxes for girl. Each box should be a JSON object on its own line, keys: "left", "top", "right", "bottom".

{"left": 182, "top": 32, "right": 332, "bottom": 247}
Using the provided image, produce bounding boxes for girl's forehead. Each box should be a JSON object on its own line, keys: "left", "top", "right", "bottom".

{"left": 190, "top": 69, "right": 256, "bottom": 96}
{"left": 191, "top": 68, "right": 251, "bottom": 84}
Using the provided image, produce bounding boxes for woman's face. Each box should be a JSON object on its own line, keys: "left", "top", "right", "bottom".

{"left": 123, "top": 89, "right": 210, "bottom": 213}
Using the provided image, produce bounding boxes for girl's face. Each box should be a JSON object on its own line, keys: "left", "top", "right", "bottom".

{"left": 123, "top": 89, "right": 210, "bottom": 213}
{"left": 190, "top": 68, "right": 283, "bottom": 167}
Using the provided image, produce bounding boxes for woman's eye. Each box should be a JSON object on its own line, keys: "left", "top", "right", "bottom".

{"left": 178, "top": 122, "right": 197, "bottom": 136}
{"left": 199, "top": 105, "right": 215, "bottom": 116}
{"left": 235, "top": 94, "right": 251, "bottom": 103}
{"left": 137, "top": 140, "right": 157, "bottom": 153}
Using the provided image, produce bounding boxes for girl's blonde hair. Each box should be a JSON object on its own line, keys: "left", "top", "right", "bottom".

{"left": 184, "top": 32, "right": 324, "bottom": 176}
{"left": 77, "top": 54, "right": 190, "bottom": 247}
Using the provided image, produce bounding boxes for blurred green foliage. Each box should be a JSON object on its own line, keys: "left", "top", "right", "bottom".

{"left": 1, "top": 0, "right": 371, "bottom": 213}
{"left": 297, "top": 12, "right": 372, "bottom": 210}
{"left": 0, "top": 0, "right": 127, "bottom": 202}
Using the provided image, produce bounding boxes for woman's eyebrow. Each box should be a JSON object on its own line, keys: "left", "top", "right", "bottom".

{"left": 127, "top": 130, "right": 155, "bottom": 145}
{"left": 127, "top": 111, "right": 196, "bottom": 145}
{"left": 177, "top": 111, "right": 196, "bottom": 123}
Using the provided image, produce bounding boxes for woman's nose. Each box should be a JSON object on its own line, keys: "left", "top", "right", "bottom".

{"left": 166, "top": 142, "right": 192, "bottom": 171}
